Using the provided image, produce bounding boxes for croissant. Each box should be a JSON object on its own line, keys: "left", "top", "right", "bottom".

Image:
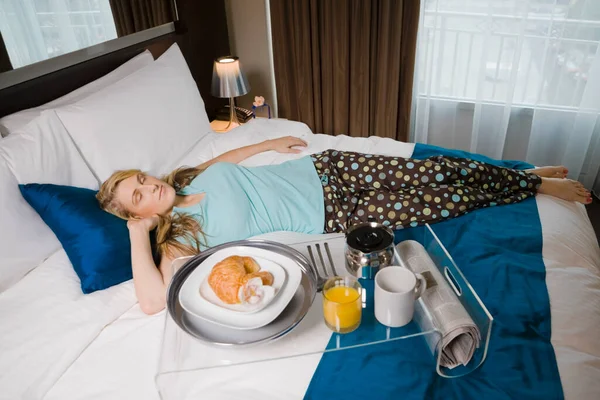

{"left": 208, "top": 256, "right": 274, "bottom": 304}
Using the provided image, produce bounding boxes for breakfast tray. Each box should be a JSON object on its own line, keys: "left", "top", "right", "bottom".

{"left": 155, "top": 226, "right": 493, "bottom": 399}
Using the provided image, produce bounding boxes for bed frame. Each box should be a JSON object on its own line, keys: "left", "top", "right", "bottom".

{"left": 0, "top": 1, "right": 230, "bottom": 121}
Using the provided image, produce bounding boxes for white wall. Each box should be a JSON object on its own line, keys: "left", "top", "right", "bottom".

{"left": 224, "top": 0, "right": 277, "bottom": 116}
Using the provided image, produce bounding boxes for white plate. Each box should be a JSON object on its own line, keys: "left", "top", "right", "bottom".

{"left": 179, "top": 246, "right": 303, "bottom": 330}
{"left": 199, "top": 256, "right": 286, "bottom": 313}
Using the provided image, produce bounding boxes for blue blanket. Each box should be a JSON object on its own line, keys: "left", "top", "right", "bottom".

{"left": 304, "top": 144, "right": 563, "bottom": 400}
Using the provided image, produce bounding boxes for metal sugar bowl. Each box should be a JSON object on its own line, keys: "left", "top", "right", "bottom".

{"left": 345, "top": 222, "right": 395, "bottom": 279}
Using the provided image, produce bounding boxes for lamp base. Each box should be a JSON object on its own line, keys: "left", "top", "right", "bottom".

{"left": 213, "top": 97, "right": 241, "bottom": 132}
{"left": 218, "top": 97, "right": 240, "bottom": 131}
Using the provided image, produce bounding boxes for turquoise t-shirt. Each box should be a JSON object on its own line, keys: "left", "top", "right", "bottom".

{"left": 172, "top": 156, "right": 325, "bottom": 250}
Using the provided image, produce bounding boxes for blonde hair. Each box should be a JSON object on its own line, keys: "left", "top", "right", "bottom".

{"left": 97, "top": 167, "right": 207, "bottom": 258}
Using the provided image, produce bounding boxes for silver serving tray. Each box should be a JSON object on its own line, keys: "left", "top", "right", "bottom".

{"left": 166, "top": 239, "right": 318, "bottom": 347}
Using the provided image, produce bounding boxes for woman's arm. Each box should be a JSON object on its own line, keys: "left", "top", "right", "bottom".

{"left": 197, "top": 136, "right": 307, "bottom": 169}
{"left": 128, "top": 216, "right": 180, "bottom": 315}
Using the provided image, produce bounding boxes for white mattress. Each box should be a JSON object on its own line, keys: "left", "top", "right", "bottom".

{"left": 1, "top": 119, "right": 599, "bottom": 399}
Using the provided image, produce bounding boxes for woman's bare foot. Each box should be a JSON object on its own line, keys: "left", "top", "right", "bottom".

{"left": 527, "top": 166, "right": 568, "bottom": 179}
{"left": 538, "top": 178, "right": 591, "bottom": 204}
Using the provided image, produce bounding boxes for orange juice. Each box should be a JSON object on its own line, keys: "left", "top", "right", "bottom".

{"left": 323, "top": 286, "right": 362, "bottom": 333}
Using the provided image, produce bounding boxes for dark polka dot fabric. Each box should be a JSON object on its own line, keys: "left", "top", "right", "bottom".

{"left": 310, "top": 150, "right": 542, "bottom": 233}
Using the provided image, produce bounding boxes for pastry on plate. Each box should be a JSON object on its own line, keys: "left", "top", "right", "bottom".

{"left": 207, "top": 255, "right": 275, "bottom": 305}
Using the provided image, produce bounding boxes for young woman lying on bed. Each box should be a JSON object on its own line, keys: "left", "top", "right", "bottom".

{"left": 97, "top": 137, "right": 591, "bottom": 314}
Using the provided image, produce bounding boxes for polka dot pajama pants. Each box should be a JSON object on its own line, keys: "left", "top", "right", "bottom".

{"left": 310, "top": 150, "right": 542, "bottom": 233}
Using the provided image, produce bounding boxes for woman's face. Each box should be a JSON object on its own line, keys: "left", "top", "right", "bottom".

{"left": 115, "top": 172, "right": 177, "bottom": 218}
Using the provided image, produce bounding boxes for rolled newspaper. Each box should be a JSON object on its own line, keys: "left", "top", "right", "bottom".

{"left": 396, "top": 240, "right": 481, "bottom": 369}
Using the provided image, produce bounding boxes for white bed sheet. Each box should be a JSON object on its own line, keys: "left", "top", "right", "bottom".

{"left": 537, "top": 195, "right": 600, "bottom": 399}
{"left": 44, "top": 305, "right": 165, "bottom": 400}
{"left": 0, "top": 250, "right": 137, "bottom": 400}
{"left": 2, "top": 119, "right": 599, "bottom": 399}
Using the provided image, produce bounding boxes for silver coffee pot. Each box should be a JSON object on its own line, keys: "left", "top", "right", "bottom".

{"left": 345, "top": 222, "right": 395, "bottom": 279}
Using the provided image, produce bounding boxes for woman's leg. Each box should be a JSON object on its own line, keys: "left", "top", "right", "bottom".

{"left": 312, "top": 150, "right": 541, "bottom": 192}
{"left": 348, "top": 185, "right": 535, "bottom": 229}
{"left": 311, "top": 150, "right": 545, "bottom": 232}
{"left": 352, "top": 177, "right": 591, "bottom": 229}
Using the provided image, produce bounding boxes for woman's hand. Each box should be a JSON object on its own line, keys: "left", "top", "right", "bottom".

{"left": 267, "top": 136, "right": 308, "bottom": 154}
{"left": 127, "top": 215, "right": 160, "bottom": 233}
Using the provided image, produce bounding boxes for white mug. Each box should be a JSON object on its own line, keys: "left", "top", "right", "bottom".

{"left": 374, "top": 266, "right": 427, "bottom": 328}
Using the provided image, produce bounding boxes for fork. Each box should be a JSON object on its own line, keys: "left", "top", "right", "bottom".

{"left": 306, "top": 242, "right": 338, "bottom": 292}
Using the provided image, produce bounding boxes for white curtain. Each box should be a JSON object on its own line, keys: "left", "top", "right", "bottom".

{"left": 0, "top": 0, "right": 117, "bottom": 69}
{"left": 412, "top": 0, "right": 600, "bottom": 193}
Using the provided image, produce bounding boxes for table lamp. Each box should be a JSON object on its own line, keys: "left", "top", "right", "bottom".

{"left": 211, "top": 56, "right": 250, "bottom": 130}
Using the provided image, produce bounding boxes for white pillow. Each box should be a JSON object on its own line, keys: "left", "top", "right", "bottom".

{"left": 0, "top": 162, "right": 57, "bottom": 293}
{"left": 0, "top": 110, "right": 99, "bottom": 292}
{"left": 173, "top": 131, "right": 219, "bottom": 168}
{"left": 0, "top": 50, "right": 154, "bottom": 137}
{"left": 56, "top": 43, "right": 211, "bottom": 182}
{"left": 0, "top": 110, "right": 99, "bottom": 188}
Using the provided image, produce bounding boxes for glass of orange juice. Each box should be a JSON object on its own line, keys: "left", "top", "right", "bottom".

{"left": 322, "top": 276, "right": 362, "bottom": 334}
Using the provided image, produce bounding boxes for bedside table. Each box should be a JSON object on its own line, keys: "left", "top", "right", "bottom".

{"left": 210, "top": 120, "right": 241, "bottom": 133}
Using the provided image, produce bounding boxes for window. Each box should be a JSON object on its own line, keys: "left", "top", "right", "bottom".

{"left": 0, "top": 0, "right": 117, "bottom": 69}
{"left": 413, "top": 1, "right": 600, "bottom": 189}
{"left": 416, "top": 0, "right": 600, "bottom": 109}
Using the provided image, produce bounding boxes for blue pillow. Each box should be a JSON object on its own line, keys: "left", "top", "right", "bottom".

{"left": 19, "top": 184, "right": 142, "bottom": 294}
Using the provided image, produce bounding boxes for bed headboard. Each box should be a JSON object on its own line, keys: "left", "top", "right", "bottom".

{"left": 0, "top": 1, "right": 230, "bottom": 121}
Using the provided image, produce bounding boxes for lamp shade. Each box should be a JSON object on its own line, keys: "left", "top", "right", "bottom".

{"left": 211, "top": 56, "right": 250, "bottom": 98}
